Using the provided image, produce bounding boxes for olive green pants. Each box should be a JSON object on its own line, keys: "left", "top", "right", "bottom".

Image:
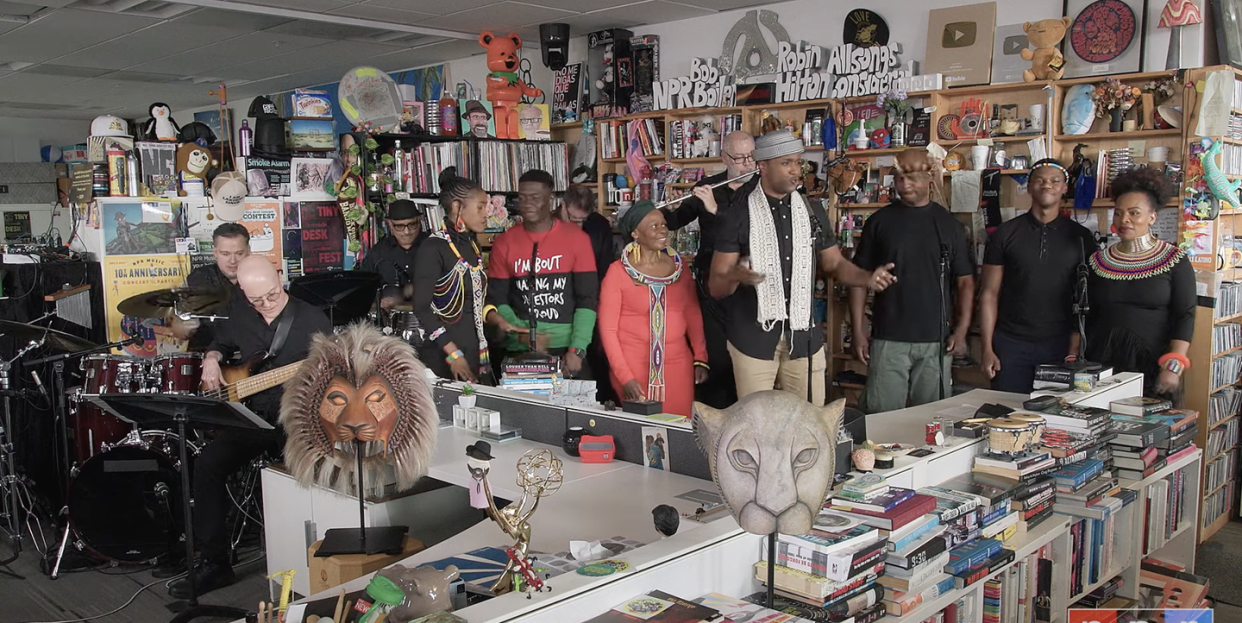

{"left": 860, "top": 339, "right": 951, "bottom": 414}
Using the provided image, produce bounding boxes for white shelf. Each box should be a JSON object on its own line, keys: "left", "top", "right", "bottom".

{"left": 1069, "top": 567, "right": 1125, "bottom": 604}
{"left": 892, "top": 517, "right": 1070, "bottom": 623}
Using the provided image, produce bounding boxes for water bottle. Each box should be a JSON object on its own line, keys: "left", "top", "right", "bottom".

{"left": 238, "top": 119, "right": 252, "bottom": 157}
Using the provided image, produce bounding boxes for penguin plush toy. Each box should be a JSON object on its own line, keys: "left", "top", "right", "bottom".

{"left": 143, "top": 103, "right": 181, "bottom": 141}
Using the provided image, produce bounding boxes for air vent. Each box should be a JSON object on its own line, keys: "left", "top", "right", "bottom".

{"left": 67, "top": 0, "right": 196, "bottom": 19}
{"left": 103, "top": 70, "right": 186, "bottom": 84}
{"left": 24, "top": 65, "right": 110, "bottom": 78}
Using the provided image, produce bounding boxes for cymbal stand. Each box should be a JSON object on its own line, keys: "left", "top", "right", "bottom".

{"left": 0, "top": 338, "right": 43, "bottom": 570}
{"left": 173, "top": 298, "right": 229, "bottom": 323}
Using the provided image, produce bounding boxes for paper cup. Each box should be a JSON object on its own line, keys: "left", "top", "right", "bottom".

{"left": 972, "top": 145, "right": 991, "bottom": 171}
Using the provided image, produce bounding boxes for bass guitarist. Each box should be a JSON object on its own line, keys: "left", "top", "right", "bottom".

{"left": 164, "top": 256, "right": 332, "bottom": 598}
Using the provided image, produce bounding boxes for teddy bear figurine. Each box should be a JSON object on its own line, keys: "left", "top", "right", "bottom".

{"left": 479, "top": 31, "right": 543, "bottom": 139}
{"left": 376, "top": 564, "right": 461, "bottom": 623}
{"left": 1021, "top": 18, "right": 1071, "bottom": 82}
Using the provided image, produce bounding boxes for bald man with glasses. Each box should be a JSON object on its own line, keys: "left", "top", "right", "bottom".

{"left": 661, "top": 130, "right": 757, "bottom": 408}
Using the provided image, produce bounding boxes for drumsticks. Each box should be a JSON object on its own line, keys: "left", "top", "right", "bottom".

{"left": 333, "top": 589, "right": 346, "bottom": 623}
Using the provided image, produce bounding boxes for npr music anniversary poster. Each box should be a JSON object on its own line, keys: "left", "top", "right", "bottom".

{"left": 103, "top": 254, "right": 189, "bottom": 356}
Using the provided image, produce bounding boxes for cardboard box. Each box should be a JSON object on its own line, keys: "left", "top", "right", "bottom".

{"left": 307, "top": 535, "right": 424, "bottom": 595}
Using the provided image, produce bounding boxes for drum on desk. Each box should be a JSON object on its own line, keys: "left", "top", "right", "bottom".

{"left": 985, "top": 418, "right": 1041, "bottom": 456}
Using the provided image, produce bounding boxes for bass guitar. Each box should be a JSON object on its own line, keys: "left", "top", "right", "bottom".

{"left": 200, "top": 351, "right": 305, "bottom": 403}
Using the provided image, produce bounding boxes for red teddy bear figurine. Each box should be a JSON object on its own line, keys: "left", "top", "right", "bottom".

{"left": 479, "top": 31, "right": 543, "bottom": 139}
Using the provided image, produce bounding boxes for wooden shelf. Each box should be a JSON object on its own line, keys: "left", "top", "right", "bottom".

{"left": 1211, "top": 413, "right": 1238, "bottom": 430}
{"left": 934, "top": 135, "right": 1038, "bottom": 145}
{"left": 839, "top": 203, "right": 887, "bottom": 209}
{"left": 602, "top": 154, "right": 666, "bottom": 163}
{"left": 1201, "top": 504, "right": 1234, "bottom": 543}
{"left": 1057, "top": 70, "right": 1178, "bottom": 86}
{"left": 845, "top": 147, "right": 909, "bottom": 157}
{"left": 669, "top": 157, "right": 721, "bottom": 164}
{"left": 570, "top": 181, "right": 597, "bottom": 187}
{"left": 942, "top": 169, "right": 1032, "bottom": 176}
{"left": 1212, "top": 382, "right": 1238, "bottom": 394}
{"left": 1207, "top": 444, "right": 1238, "bottom": 465}
{"left": 1205, "top": 479, "right": 1232, "bottom": 499}
{"left": 1214, "top": 345, "right": 1242, "bottom": 360}
{"left": 664, "top": 106, "right": 742, "bottom": 117}
{"left": 1053, "top": 129, "right": 1181, "bottom": 141}
{"left": 1216, "top": 312, "right": 1242, "bottom": 324}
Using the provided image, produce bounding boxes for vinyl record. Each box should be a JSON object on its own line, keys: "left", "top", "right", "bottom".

{"left": 843, "top": 8, "right": 890, "bottom": 47}
{"left": 959, "top": 112, "right": 983, "bottom": 137}
{"left": 938, "top": 114, "right": 960, "bottom": 140}
{"left": 1070, "top": 0, "right": 1137, "bottom": 63}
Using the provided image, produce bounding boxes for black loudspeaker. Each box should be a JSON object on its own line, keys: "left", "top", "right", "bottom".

{"left": 540, "top": 23, "right": 570, "bottom": 71}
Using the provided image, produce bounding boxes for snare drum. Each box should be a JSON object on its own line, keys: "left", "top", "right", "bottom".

{"left": 149, "top": 352, "right": 204, "bottom": 394}
{"left": 1008, "top": 412, "right": 1047, "bottom": 448}
{"left": 384, "top": 309, "right": 425, "bottom": 348}
{"left": 986, "top": 418, "right": 1040, "bottom": 456}
{"left": 81, "top": 354, "right": 148, "bottom": 394}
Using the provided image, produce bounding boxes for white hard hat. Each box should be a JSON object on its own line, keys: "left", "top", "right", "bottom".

{"left": 90, "top": 114, "right": 130, "bottom": 137}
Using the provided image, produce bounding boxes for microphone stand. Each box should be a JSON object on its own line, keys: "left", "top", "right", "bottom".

{"left": 1069, "top": 243, "right": 1102, "bottom": 373}
{"left": 938, "top": 245, "right": 950, "bottom": 401}
{"left": 0, "top": 339, "right": 43, "bottom": 568}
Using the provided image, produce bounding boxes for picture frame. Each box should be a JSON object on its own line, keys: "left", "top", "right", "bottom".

{"left": 1062, "top": 0, "right": 1145, "bottom": 78}
{"left": 289, "top": 117, "right": 335, "bottom": 151}
{"left": 289, "top": 157, "right": 337, "bottom": 200}
{"left": 402, "top": 100, "right": 425, "bottom": 130}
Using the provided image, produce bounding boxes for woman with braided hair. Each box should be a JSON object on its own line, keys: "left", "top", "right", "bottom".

{"left": 413, "top": 168, "right": 526, "bottom": 383}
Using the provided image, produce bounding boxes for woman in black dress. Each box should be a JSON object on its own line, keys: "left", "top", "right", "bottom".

{"left": 414, "top": 169, "right": 525, "bottom": 383}
{"left": 1086, "top": 167, "right": 1195, "bottom": 397}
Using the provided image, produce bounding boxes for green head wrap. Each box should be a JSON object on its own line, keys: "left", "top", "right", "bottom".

{"left": 618, "top": 200, "right": 658, "bottom": 242}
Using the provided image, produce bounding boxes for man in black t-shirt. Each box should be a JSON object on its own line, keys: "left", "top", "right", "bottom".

{"left": 664, "top": 130, "right": 755, "bottom": 408}
{"left": 980, "top": 159, "right": 1098, "bottom": 393}
{"left": 174, "top": 222, "right": 249, "bottom": 351}
{"left": 165, "top": 256, "right": 332, "bottom": 599}
{"left": 850, "top": 149, "right": 975, "bottom": 413}
{"left": 357, "top": 199, "right": 429, "bottom": 309}
{"left": 710, "top": 131, "right": 895, "bottom": 405}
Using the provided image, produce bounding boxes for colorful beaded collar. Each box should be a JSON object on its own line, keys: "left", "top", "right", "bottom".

{"left": 1089, "top": 239, "right": 1184, "bottom": 280}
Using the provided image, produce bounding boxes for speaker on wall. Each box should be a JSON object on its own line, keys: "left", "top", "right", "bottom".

{"left": 540, "top": 23, "right": 570, "bottom": 71}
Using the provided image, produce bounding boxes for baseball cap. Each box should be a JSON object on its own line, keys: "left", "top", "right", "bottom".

{"left": 90, "top": 114, "right": 131, "bottom": 138}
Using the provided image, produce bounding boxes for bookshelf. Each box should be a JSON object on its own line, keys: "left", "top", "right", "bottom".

{"left": 1180, "top": 66, "right": 1242, "bottom": 544}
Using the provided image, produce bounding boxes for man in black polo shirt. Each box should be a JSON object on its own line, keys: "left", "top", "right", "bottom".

{"left": 710, "top": 131, "right": 895, "bottom": 405}
{"left": 850, "top": 148, "right": 974, "bottom": 413}
{"left": 664, "top": 130, "right": 755, "bottom": 408}
{"left": 167, "top": 256, "right": 332, "bottom": 598}
{"left": 358, "top": 199, "right": 429, "bottom": 309}
{"left": 175, "top": 223, "right": 249, "bottom": 351}
{"left": 980, "top": 159, "right": 1097, "bottom": 393}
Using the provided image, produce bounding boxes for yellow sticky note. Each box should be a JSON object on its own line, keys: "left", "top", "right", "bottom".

{"left": 1129, "top": 140, "right": 1146, "bottom": 156}
{"left": 978, "top": 138, "right": 994, "bottom": 147}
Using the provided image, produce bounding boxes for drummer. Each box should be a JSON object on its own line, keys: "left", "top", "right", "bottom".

{"left": 173, "top": 223, "right": 250, "bottom": 351}
{"left": 357, "top": 199, "right": 428, "bottom": 309}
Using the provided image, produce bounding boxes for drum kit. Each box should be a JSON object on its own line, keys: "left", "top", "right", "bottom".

{"left": 0, "top": 268, "right": 424, "bottom": 573}
{"left": 985, "top": 412, "right": 1048, "bottom": 457}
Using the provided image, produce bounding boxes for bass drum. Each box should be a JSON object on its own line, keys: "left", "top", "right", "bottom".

{"left": 67, "top": 431, "right": 198, "bottom": 563}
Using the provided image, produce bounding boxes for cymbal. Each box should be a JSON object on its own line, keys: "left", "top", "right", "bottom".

{"left": 117, "top": 287, "right": 228, "bottom": 319}
{"left": 0, "top": 319, "right": 98, "bottom": 352}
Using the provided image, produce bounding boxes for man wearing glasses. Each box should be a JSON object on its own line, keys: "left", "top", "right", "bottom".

{"left": 175, "top": 256, "right": 332, "bottom": 598}
{"left": 662, "top": 130, "right": 756, "bottom": 408}
{"left": 358, "top": 199, "right": 428, "bottom": 309}
{"left": 518, "top": 104, "right": 550, "bottom": 140}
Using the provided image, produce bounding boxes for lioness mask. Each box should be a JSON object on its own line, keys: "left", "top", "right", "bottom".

{"left": 693, "top": 391, "right": 844, "bottom": 535}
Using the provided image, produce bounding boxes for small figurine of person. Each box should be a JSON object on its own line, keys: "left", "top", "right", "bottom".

{"left": 466, "top": 441, "right": 494, "bottom": 510}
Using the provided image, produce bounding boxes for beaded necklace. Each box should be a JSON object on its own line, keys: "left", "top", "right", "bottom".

{"left": 1089, "top": 238, "right": 1184, "bottom": 281}
{"left": 621, "top": 246, "right": 682, "bottom": 402}
{"left": 431, "top": 230, "right": 490, "bottom": 375}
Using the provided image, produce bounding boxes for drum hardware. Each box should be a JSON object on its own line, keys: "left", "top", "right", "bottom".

{"left": 0, "top": 338, "right": 44, "bottom": 567}
{"left": 116, "top": 286, "right": 230, "bottom": 321}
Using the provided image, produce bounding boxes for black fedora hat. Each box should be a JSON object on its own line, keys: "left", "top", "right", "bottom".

{"left": 466, "top": 441, "right": 494, "bottom": 460}
{"left": 461, "top": 100, "right": 491, "bottom": 120}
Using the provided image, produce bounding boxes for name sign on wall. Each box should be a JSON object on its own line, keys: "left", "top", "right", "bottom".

{"left": 652, "top": 58, "right": 737, "bottom": 111}
{"left": 823, "top": 42, "right": 912, "bottom": 99}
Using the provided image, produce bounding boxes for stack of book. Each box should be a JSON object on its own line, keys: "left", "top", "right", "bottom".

{"left": 938, "top": 472, "right": 1020, "bottom": 543}
{"left": 1107, "top": 398, "right": 1199, "bottom": 481}
{"left": 499, "top": 357, "right": 559, "bottom": 396}
{"left": 967, "top": 451, "right": 1057, "bottom": 533}
{"left": 1052, "top": 463, "right": 1135, "bottom": 593}
{"left": 1074, "top": 575, "right": 1124, "bottom": 608}
{"left": 915, "top": 486, "right": 1012, "bottom": 589}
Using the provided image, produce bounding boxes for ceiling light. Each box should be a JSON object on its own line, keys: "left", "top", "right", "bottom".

{"left": 160, "top": 0, "right": 474, "bottom": 40}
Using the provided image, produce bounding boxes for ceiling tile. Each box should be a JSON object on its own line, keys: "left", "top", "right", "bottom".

{"left": 364, "top": 0, "right": 499, "bottom": 17}
{"left": 519, "top": 0, "right": 642, "bottom": 12}
{"left": 325, "top": 4, "right": 438, "bottom": 26}
{"left": 24, "top": 63, "right": 109, "bottom": 77}
{"left": 0, "top": 71, "right": 84, "bottom": 95}
{"left": 131, "top": 31, "right": 333, "bottom": 76}
{"left": 0, "top": 1, "right": 47, "bottom": 13}
{"left": 55, "top": 23, "right": 246, "bottom": 70}
{"left": 671, "top": 0, "right": 781, "bottom": 9}
{"left": 0, "top": 8, "right": 160, "bottom": 63}
{"left": 371, "top": 38, "right": 483, "bottom": 70}
{"left": 225, "top": 0, "right": 359, "bottom": 12}
{"left": 552, "top": 11, "right": 643, "bottom": 32}
{"left": 262, "top": 19, "right": 391, "bottom": 41}
{"left": 171, "top": 7, "right": 293, "bottom": 32}
{"left": 221, "top": 40, "right": 404, "bottom": 80}
{"left": 424, "top": 1, "right": 573, "bottom": 34}
{"left": 588, "top": 0, "right": 714, "bottom": 25}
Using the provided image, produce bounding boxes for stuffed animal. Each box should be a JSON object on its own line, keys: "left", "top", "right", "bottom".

{"left": 377, "top": 564, "right": 460, "bottom": 623}
{"left": 143, "top": 103, "right": 181, "bottom": 141}
{"left": 176, "top": 140, "right": 217, "bottom": 197}
{"left": 479, "top": 31, "right": 543, "bottom": 139}
{"left": 1021, "top": 18, "right": 1071, "bottom": 81}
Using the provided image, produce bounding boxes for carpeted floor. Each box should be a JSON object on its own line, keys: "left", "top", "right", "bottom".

{"left": 1195, "top": 520, "right": 1242, "bottom": 610}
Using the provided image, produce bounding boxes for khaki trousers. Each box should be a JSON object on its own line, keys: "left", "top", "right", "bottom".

{"left": 860, "top": 339, "right": 951, "bottom": 414}
{"left": 728, "top": 338, "right": 827, "bottom": 406}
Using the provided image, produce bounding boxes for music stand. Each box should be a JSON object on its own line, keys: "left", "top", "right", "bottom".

{"left": 289, "top": 271, "right": 381, "bottom": 326}
{"left": 313, "top": 438, "right": 407, "bottom": 557}
{"left": 92, "top": 393, "right": 271, "bottom": 623}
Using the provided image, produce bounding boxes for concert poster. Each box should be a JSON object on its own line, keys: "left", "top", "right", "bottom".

{"left": 240, "top": 200, "right": 283, "bottom": 273}
{"left": 298, "top": 201, "right": 344, "bottom": 274}
{"left": 103, "top": 254, "right": 190, "bottom": 357}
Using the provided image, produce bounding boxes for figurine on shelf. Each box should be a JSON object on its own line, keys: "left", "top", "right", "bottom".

{"left": 480, "top": 31, "right": 543, "bottom": 139}
{"left": 869, "top": 128, "right": 891, "bottom": 149}
{"left": 142, "top": 103, "right": 181, "bottom": 141}
{"left": 1020, "top": 17, "right": 1070, "bottom": 81}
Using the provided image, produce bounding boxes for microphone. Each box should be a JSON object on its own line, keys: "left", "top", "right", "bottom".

{"left": 153, "top": 482, "right": 169, "bottom": 499}
{"left": 939, "top": 243, "right": 950, "bottom": 259}
{"left": 30, "top": 370, "right": 47, "bottom": 398}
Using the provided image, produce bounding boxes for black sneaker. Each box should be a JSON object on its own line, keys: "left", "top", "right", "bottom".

{"left": 168, "top": 560, "right": 236, "bottom": 599}
{"left": 151, "top": 558, "right": 187, "bottom": 579}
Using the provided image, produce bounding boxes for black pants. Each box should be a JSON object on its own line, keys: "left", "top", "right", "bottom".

{"left": 990, "top": 330, "right": 1068, "bottom": 394}
{"left": 192, "top": 428, "right": 281, "bottom": 563}
{"left": 693, "top": 278, "right": 737, "bottom": 409}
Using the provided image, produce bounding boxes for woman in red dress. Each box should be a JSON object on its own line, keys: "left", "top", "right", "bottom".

{"left": 598, "top": 201, "right": 708, "bottom": 416}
